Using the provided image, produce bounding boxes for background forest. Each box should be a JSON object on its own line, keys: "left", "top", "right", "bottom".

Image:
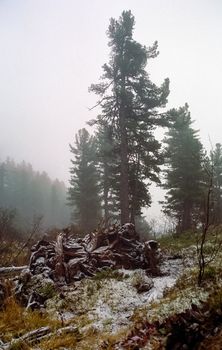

{"left": 0, "top": 159, "right": 70, "bottom": 239}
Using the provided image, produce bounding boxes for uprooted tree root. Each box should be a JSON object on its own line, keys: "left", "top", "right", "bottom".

{"left": 14, "top": 223, "right": 161, "bottom": 309}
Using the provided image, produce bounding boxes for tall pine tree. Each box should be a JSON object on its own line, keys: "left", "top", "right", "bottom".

{"left": 90, "top": 10, "right": 170, "bottom": 224}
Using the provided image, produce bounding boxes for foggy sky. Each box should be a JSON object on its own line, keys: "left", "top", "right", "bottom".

{"left": 0, "top": 0, "right": 222, "bottom": 219}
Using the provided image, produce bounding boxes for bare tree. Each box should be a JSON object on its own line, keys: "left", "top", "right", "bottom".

{"left": 197, "top": 158, "right": 222, "bottom": 285}
{"left": 11, "top": 215, "right": 43, "bottom": 265}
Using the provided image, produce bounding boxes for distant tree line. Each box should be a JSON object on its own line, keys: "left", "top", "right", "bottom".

{"left": 0, "top": 158, "right": 70, "bottom": 238}
{"left": 68, "top": 11, "right": 222, "bottom": 234}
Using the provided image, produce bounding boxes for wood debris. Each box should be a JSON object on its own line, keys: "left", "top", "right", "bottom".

{"left": 13, "top": 223, "right": 161, "bottom": 308}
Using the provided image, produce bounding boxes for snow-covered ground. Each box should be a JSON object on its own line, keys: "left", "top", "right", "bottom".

{"left": 47, "top": 258, "right": 187, "bottom": 334}
{"left": 88, "top": 259, "right": 184, "bottom": 331}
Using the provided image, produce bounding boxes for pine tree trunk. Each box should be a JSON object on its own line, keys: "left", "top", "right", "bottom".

{"left": 103, "top": 160, "right": 109, "bottom": 226}
{"left": 130, "top": 205, "right": 135, "bottom": 225}
{"left": 182, "top": 200, "right": 192, "bottom": 232}
{"left": 130, "top": 155, "right": 140, "bottom": 226}
{"left": 119, "top": 105, "right": 130, "bottom": 225}
{"left": 118, "top": 54, "right": 130, "bottom": 225}
{"left": 219, "top": 196, "right": 222, "bottom": 224}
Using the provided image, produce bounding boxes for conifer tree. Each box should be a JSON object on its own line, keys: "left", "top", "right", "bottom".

{"left": 90, "top": 10, "right": 170, "bottom": 224}
{"left": 0, "top": 159, "right": 69, "bottom": 230}
{"left": 211, "top": 143, "right": 222, "bottom": 224}
{"left": 96, "top": 124, "right": 119, "bottom": 225}
{"left": 162, "top": 104, "right": 204, "bottom": 233}
{"left": 68, "top": 128, "right": 101, "bottom": 233}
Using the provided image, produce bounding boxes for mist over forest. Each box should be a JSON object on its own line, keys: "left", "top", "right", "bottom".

{"left": 0, "top": 158, "right": 70, "bottom": 233}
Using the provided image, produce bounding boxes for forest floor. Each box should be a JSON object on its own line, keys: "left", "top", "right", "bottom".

{"left": 0, "top": 230, "right": 222, "bottom": 349}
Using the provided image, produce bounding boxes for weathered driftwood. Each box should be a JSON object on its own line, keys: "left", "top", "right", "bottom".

{"left": 0, "top": 265, "right": 28, "bottom": 275}
{"left": 2, "top": 325, "right": 79, "bottom": 349}
{"left": 1, "top": 326, "right": 51, "bottom": 349}
{"left": 15, "top": 223, "right": 161, "bottom": 308}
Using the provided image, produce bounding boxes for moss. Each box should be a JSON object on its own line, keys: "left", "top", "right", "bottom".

{"left": 102, "top": 318, "right": 113, "bottom": 327}
{"left": 203, "top": 265, "right": 217, "bottom": 282}
{"left": 36, "top": 282, "right": 56, "bottom": 299}
{"left": 92, "top": 268, "right": 127, "bottom": 281}
{"left": 85, "top": 279, "right": 102, "bottom": 296}
{"left": 207, "top": 286, "right": 222, "bottom": 311}
{"left": 130, "top": 270, "right": 153, "bottom": 293}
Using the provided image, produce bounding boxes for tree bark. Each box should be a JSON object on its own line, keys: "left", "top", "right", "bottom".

{"left": 119, "top": 106, "right": 130, "bottom": 224}
{"left": 181, "top": 200, "right": 192, "bottom": 232}
{"left": 130, "top": 154, "right": 140, "bottom": 225}
{"left": 103, "top": 160, "right": 109, "bottom": 226}
{"left": 118, "top": 51, "right": 130, "bottom": 225}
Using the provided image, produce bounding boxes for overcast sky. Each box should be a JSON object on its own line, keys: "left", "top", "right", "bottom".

{"left": 0, "top": 0, "right": 221, "bottom": 218}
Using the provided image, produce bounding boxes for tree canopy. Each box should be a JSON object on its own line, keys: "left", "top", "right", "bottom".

{"left": 90, "top": 10, "right": 170, "bottom": 224}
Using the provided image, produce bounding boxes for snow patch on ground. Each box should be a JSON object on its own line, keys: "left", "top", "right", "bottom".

{"left": 146, "top": 259, "right": 183, "bottom": 302}
{"left": 47, "top": 257, "right": 196, "bottom": 335}
{"left": 88, "top": 259, "right": 184, "bottom": 332}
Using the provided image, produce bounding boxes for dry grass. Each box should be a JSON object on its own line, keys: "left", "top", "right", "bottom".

{"left": 39, "top": 334, "right": 77, "bottom": 349}
{"left": 8, "top": 340, "right": 31, "bottom": 350}
{"left": 73, "top": 327, "right": 129, "bottom": 350}
{"left": 0, "top": 241, "right": 30, "bottom": 267}
{"left": 0, "top": 297, "right": 60, "bottom": 343}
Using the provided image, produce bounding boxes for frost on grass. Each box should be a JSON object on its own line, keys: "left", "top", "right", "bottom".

{"left": 45, "top": 258, "right": 185, "bottom": 335}
{"left": 147, "top": 286, "right": 209, "bottom": 324}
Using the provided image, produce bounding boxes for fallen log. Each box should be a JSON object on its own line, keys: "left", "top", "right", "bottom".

{"left": 0, "top": 265, "right": 28, "bottom": 275}
{"left": 2, "top": 325, "right": 79, "bottom": 349}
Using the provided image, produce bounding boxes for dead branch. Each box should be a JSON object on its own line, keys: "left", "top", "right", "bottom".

{"left": 2, "top": 325, "right": 79, "bottom": 349}
{"left": 0, "top": 265, "right": 28, "bottom": 275}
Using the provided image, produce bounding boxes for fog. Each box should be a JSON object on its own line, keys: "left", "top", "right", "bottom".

{"left": 0, "top": 0, "right": 222, "bottom": 219}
